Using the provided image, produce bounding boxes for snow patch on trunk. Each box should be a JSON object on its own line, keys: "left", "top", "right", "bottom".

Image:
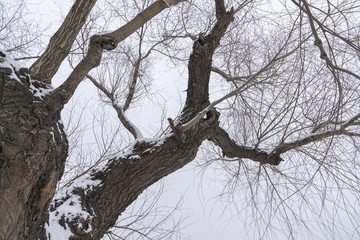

{"left": 46, "top": 177, "right": 102, "bottom": 239}
{"left": 0, "top": 49, "right": 54, "bottom": 100}
{"left": 0, "top": 49, "right": 22, "bottom": 81}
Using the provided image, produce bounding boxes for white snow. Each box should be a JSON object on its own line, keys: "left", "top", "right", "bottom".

{"left": 0, "top": 48, "right": 54, "bottom": 99}
{"left": 94, "top": 31, "right": 113, "bottom": 36}
{"left": 50, "top": 131, "right": 55, "bottom": 142}
{"left": 114, "top": 133, "right": 172, "bottom": 160}
{"left": 116, "top": 103, "right": 144, "bottom": 139}
{"left": 29, "top": 80, "right": 54, "bottom": 100}
{"left": 0, "top": 49, "right": 22, "bottom": 81}
{"left": 46, "top": 177, "right": 102, "bottom": 239}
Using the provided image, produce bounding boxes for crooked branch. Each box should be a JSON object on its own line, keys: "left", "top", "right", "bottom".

{"left": 87, "top": 75, "right": 143, "bottom": 139}
{"left": 272, "top": 113, "right": 360, "bottom": 155}
{"left": 209, "top": 126, "right": 283, "bottom": 165}
{"left": 293, "top": 0, "right": 360, "bottom": 80}
{"left": 47, "top": 0, "right": 185, "bottom": 112}
{"left": 30, "top": 0, "right": 97, "bottom": 84}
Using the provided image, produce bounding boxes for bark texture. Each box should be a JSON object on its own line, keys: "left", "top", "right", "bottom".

{"left": 54, "top": 111, "right": 220, "bottom": 239}
{"left": 0, "top": 1, "right": 191, "bottom": 239}
{"left": 0, "top": 56, "right": 68, "bottom": 239}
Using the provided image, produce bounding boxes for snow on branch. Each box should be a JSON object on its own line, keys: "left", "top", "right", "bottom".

{"left": 0, "top": 49, "right": 54, "bottom": 100}
{"left": 46, "top": 177, "right": 102, "bottom": 239}
{"left": 87, "top": 74, "right": 143, "bottom": 140}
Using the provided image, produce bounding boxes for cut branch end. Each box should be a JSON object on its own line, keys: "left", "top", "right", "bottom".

{"left": 168, "top": 118, "right": 185, "bottom": 144}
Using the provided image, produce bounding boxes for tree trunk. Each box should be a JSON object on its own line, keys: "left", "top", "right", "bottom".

{"left": 0, "top": 59, "right": 68, "bottom": 239}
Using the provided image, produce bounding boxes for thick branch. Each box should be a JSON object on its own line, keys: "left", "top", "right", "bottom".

{"left": 182, "top": 25, "right": 303, "bottom": 132}
{"left": 215, "top": 0, "right": 226, "bottom": 19}
{"left": 47, "top": 0, "right": 184, "bottom": 112}
{"left": 93, "top": 0, "right": 185, "bottom": 44}
{"left": 181, "top": 6, "right": 234, "bottom": 122}
{"left": 49, "top": 109, "right": 219, "bottom": 239}
{"left": 30, "top": 0, "right": 97, "bottom": 84}
{"left": 209, "top": 114, "right": 360, "bottom": 165}
{"left": 209, "top": 126, "right": 283, "bottom": 165}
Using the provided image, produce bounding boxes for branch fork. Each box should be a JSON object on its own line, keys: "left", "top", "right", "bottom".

{"left": 168, "top": 109, "right": 219, "bottom": 144}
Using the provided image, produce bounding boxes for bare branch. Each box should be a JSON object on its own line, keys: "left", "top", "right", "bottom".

{"left": 273, "top": 113, "right": 360, "bottom": 155}
{"left": 209, "top": 125, "right": 284, "bottom": 165}
{"left": 292, "top": 0, "right": 360, "bottom": 80}
{"left": 87, "top": 74, "right": 143, "bottom": 139}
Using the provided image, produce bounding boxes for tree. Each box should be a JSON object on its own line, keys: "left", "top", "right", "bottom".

{"left": 0, "top": 0, "right": 359, "bottom": 239}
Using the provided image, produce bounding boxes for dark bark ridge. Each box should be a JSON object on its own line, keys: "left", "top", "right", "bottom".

{"left": 181, "top": 7, "right": 235, "bottom": 122}
{"left": 0, "top": 51, "right": 68, "bottom": 240}
{"left": 209, "top": 126, "right": 283, "bottom": 165}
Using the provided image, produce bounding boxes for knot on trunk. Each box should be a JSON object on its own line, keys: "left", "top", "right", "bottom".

{"left": 90, "top": 35, "right": 117, "bottom": 51}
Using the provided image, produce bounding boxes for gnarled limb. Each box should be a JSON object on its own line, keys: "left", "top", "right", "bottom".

{"left": 0, "top": 61, "right": 68, "bottom": 239}
{"left": 208, "top": 125, "right": 283, "bottom": 165}
{"left": 47, "top": 0, "right": 185, "bottom": 112}
{"left": 181, "top": 5, "right": 234, "bottom": 122}
{"left": 208, "top": 113, "right": 360, "bottom": 166}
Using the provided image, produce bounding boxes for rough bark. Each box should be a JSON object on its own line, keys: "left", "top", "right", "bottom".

{"left": 0, "top": 55, "right": 68, "bottom": 239}
{"left": 181, "top": 7, "right": 234, "bottom": 122}
{"left": 2, "top": 1, "right": 359, "bottom": 239}
{"left": 208, "top": 126, "right": 283, "bottom": 165}
{"left": 0, "top": 1, "right": 189, "bottom": 239}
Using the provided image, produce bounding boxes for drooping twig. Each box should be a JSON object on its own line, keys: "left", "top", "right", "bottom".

{"left": 87, "top": 75, "right": 143, "bottom": 140}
